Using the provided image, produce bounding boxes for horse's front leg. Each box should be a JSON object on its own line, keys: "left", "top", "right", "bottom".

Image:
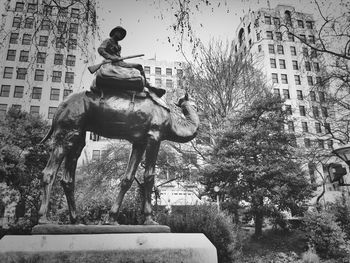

{"left": 108, "top": 143, "right": 146, "bottom": 224}
{"left": 143, "top": 140, "right": 160, "bottom": 225}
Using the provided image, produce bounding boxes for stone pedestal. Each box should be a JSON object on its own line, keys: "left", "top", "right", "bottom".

{"left": 0, "top": 231, "right": 217, "bottom": 263}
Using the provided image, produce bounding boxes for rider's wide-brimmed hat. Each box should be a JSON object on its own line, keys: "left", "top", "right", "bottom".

{"left": 109, "top": 26, "right": 127, "bottom": 40}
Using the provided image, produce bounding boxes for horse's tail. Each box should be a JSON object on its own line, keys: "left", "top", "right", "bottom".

{"left": 40, "top": 124, "right": 54, "bottom": 144}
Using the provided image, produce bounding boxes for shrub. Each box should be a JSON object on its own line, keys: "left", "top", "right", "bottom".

{"left": 156, "top": 204, "right": 239, "bottom": 263}
{"left": 303, "top": 209, "right": 350, "bottom": 259}
{"left": 301, "top": 247, "right": 320, "bottom": 263}
{"left": 328, "top": 191, "right": 350, "bottom": 239}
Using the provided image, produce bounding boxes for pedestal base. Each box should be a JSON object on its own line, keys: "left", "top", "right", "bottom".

{"left": 0, "top": 233, "right": 217, "bottom": 263}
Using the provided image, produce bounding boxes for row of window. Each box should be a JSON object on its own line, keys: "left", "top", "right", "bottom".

{"left": 0, "top": 84, "right": 72, "bottom": 101}
{"left": 0, "top": 104, "right": 57, "bottom": 119}
{"left": 2, "top": 67, "right": 75, "bottom": 83}
{"left": 270, "top": 58, "right": 320, "bottom": 72}
{"left": 262, "top": 30, "right": 315, "bottom": 44}
{"left": 144, "top": 66, "right": 183, "bottom": 77}
{"left": 303, "top": 138, "right": 332, "bottom": 150}
{"left": 271, "top": 73, "right": 322, "bottom": 86}
{"left": 9, "top": 32, "right": 78, "bottom": 50}
{"left": 6, "top": 49, "right": 76, "bottom": 66}
{"left": 287, "top": 120, "right": 330, "bottom": 134}
{"left": 264, "top": 15, "right": 314, "bottom": 30}
{"left": 14, "top": 2, "right": 80, "bottom": 18}
{"left": 283, "top": 104, "right": 328, "bottom": 118}
{"left": 274, "top": 88, "right": 326, "bottom": 102}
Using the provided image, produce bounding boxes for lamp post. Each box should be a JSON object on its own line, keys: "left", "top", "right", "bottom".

{"left": 213, "top": 186, "right": 220, "bottom": 212}
{"left": 331, "top": 144, "right": 350, "bottom": 186}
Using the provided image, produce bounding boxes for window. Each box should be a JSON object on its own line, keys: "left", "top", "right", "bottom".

{"left": 43, "top": 5, "right": 53, "bottom": 16}
{"left": 71, "top": 8, "right": 80, "bottom": 18}
{"left": 0, "top": 104, "right": 7, "bottom": 118}
{"left": 54, "top": 54, "right": 63, "bottom": 65}
{"left": 283, "top": 89, "right": 290, "bottom": 99}
{"left": 34, "top": 69, "right": 44, "bottom": 81}
{"left": 92, "top": 150, "right": 100, "bottom": 161}
{"left": 268, "top": 44, "right": 275, "bottom": 54}
{"left": 311, "top": 49, "right": 317, "bottom": 58}
{"left": 36, "top": 52, "right": 46, "bottom": 63}
{"left": 15, "top": 2, "right": 24, "bottom": 12}
{"left": 297, "top": 20, "right": 304, "bottom": 28}
{"left": 310, "top": 91, "right": 316, "bottom": 101}
{"left": 32, "top": 87, "right": 42, "bottom": 99}
{"left": 319, "top": 91, "right": 325, "bottom": 102}
{"left": 57, "top": 21, "right": 66, "bottom": 33}
{"left": 306, "top": 21, "right": 314, "bottom": 29}
{"left": 325, "top": 123, "right": 331, "bottom": 133}
{"left": 24, "top": 17, "right": 34, "bottom": 29}
{"left": 52, "top": 71, "right": 62, "bottom": 82}
{"left": 144, "top": 66, "right": 150, "bottom": 74}
{"left": 30, "top": 106, "right": 40, "bottom": 117}
{"left": 277, "top": 45, "right": 284, "bottom": 54}
{"left": 56, "top": 37, "right": 65, "bottom": 48}
{"left": 272, "top": 73, "right": 278, "bottom": 83}
{"left": 299, "top": 34, "right": 306, "bottom": 42}
{"left": 318, "top": 140, "right": 324, "bottom": 149}
{"left": 69, "top": 23, "right": 78, "bottom": 34}
{"left": 276, "top": 32, "right": 282, "bottom": 41}
{"left": 0, "top": 85, "right": 10, "bottom": 97}
{"left": 65, "top": 72, "right": 74, "bottom": 83}
{"left": 166, "top": 79, "right": 173, "bottom": 89}
{"left": 155, "top": 78, "right": 162, "bottom": 87}
{"left": 27, "top": 3, "right": 37, "bottom": 13}
{"left": 41, "top": 19, "right": 50, "bottom": 30}
{"left": 12, "top": 17, "right": 21, "bottom": 28}
{"left": 66, "top": 55, "right": 76, "bottom": 66}
{"left": 16, "top": 68, "right": 27, "bottom": 79}
{"left": 48, "top": 107, "right": 57, "bottom": 119}
{"left": 155, "top": 67, "right": 161, "bottom": 75}
{"left": 327, "top": 140, "right": 333, "bottom": 149}
{"left": 297, "top": 90, "right": 303, "bottom": 100}
{"left": 292, "top": 60, "right": 299, "bottom": 70}
{"left": 3, "top": 67, "right": 13, "bottom": 79}
{"left": 307, "top": 76, "right": 313, "bottom": 86}
{"left": 265, "top": 16, "right": 272, "bottom": 25}
{"left": 22, "top": 34, "right": 31, "bottom": 45}
{"left": 314, "top": 62, "right": 320, "bottom": 72}
{"left": 305, "top": 61, "right": 311, "bottom": 71}
{"left": 315, "top": 123, "right": 322, "bottom": 133}
{"left": 322, "top": 107, "right": 328, "bottom": 118}
{"left": 279, "top": 59, "right": 286, "bottom": 69}
{"left": 270, "top": 58, "right": 276, "bottom": 68}
{"left": 304, "top": 138, "right": 311, "bottom": 148}
{"left": 273, "top": 17, "right": 280, "bottom": 26}
{"left": 273, "top": 88, "right": 280, "bottom": 97}
{"left": 68, "top": 38, "right": 77, "bottom": 50}
{"left": 19, "top": 50, "right": 29, "bottom": 62}
{"left": 288, "top": 33, "right": 294, "bottom": 42}
{"left": 294, "top": 75, "right": 301, "bottom": 85}
{"left": 258, "top": 44, "right": 262, "bottom": 52}
{"left": 308, "top": 35, "right": 315, "bottom": 44}
{"left": 299, "top": 106, "right": 306, "bottom": 116}
{"left": 303, "top": 47, "right": 308, "bottom": 57}
{"left": 302, "top": 122, "right": 309, "bottom": 132}
{"left": 266, "top": 31, "right": 273, "bottom": 40}
{"left": 285, "top": 105, "right": 292, "bottom": 115}
{"left": 316, "top": 77, "right": 322, "bottom": 85}
{"left": 39, "top": 35, "right": 48, "bottom": 46}
{"left": 9, "top": 33, "right": 19, "bottom": 44}
{"left": 50, "top": 88, "right": 60, "bottom": 100}
{"left": 256, "top": 32, "right": 261, "bottom": 41}
{"left": 63, "top": 89, "right": 73, "bottom": 99}
{"left": 13, "top": 86, "right": 24, "bottom": 98}
{"left": 290, "top": 46, "right": 296, "bottom": 56}
{"left": 6, "top": 49, "right": 16, "bottom": 61}
{"left": 58, "top": 7, "right": 68, "bottom": 17}
{"left": 288, "top": 121, "right": 295, "bottom": 132}
{"left": 281, "top": 74, "right": 288, "bottom": 84}
{"left": 312, "top": 106, "right": 319, "bottom": 118}
{"left": 11, "top": 104, "right": 21, "bottom": 111}
{"left": 166, "top": 68, "right": 172, "bottom": 76}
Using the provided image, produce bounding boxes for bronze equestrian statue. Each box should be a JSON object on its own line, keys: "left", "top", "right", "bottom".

{"left": 38, "top": 87, "right": 199, "bottom": 225}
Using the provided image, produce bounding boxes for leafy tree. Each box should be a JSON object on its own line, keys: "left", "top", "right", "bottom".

{"left": 0, "top": 108, "right": 64, "bottom": 226}
{"left": 203, "top": 93, "right": 314, "bottom": 236}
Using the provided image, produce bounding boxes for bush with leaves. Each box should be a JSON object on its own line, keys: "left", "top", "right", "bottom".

{"left": 303, "top": 209, "right": 350, "bottom": 259}
{"left": 328, "top": 191, "right": 350, "bottom": 239}
{"left": 156, "top": 204, "right": 239, "bottom": 263}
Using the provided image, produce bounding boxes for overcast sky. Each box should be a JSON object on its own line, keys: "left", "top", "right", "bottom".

{"left": 95, "top": 0, "right": 320, "bottom": 62}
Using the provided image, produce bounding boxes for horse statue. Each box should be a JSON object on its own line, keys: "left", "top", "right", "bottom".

{"left": 38, "top": 87, "right": 200, "bottom": 225}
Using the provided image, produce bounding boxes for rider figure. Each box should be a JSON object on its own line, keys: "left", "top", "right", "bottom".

{"left": 97, "top": 26, "right": 166, "bottom": 98}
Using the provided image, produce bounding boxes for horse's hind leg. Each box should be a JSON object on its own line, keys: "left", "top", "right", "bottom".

{"left": 38, "top": 145, "right": 65, "bottom": 224}
{"left": 61, "top": 132, "right": 86, "bottom": 224}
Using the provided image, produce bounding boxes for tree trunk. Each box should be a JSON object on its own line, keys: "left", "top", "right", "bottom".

{"left": 254, "top": 212, "right": 263, "bottom": 237}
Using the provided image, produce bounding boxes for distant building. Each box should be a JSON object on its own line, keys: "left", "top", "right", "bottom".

{"left": 234, "top": 4, "right": 347, "bottom": 204}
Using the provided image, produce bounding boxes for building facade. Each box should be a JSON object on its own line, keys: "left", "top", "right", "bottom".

{"left": 234, "top": 4, "right": 347, "bottom": 203}
{"left": 0, "top": 0, "right": 96, "bottom": 120}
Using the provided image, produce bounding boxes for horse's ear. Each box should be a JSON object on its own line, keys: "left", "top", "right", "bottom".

{"left": 184, "top": 92, "right": 189, "bottom": 100}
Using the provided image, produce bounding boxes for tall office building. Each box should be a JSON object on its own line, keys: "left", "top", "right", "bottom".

{"left": 234, "top": 4, "right": 345, "bottom": 202}
{"left": 0, "top": 0, "right": 96, "bottom": 120}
